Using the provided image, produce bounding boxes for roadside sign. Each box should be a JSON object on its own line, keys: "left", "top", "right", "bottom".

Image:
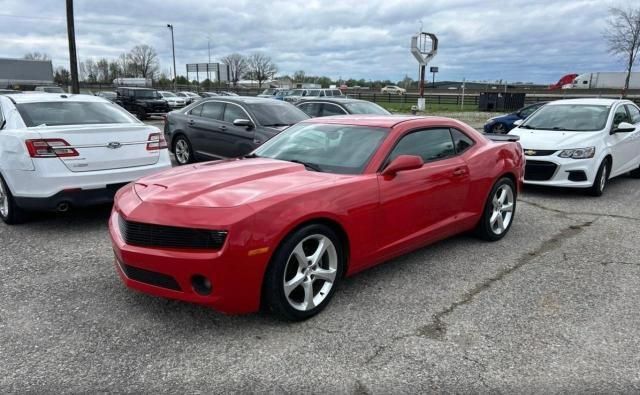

{"left": 430, "top": 67, "right": 439, "bottom": 73}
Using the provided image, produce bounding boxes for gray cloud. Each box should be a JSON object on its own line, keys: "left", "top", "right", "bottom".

{"left": 0, "top": 0, "right": 633, "bottom": 83}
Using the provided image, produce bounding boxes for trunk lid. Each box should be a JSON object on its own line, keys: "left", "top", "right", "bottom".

{"left": 33, "top": 123, "right": 160, "bottom": 172}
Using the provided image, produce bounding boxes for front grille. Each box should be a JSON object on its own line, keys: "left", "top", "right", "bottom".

{"left": 525, "top": 160, "right": 558, "bottom": 181}
{"left": 523, "top": 149, "right": 557, "bottom": 157}
{"left": 118, "top": 260, "right": 181, "bottom": 291}
{"left": 119, "top": 215, "right": 227, "bottom": 250}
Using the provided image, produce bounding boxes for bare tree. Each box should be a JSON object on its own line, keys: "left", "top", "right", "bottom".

{"left": 221, "top": 53, "right": 248, "bottom": 87}
{"left": 246, "top": 53, "right": 277, "bottom": 88}
{"left": 293, "top": 70, "right": 306, "bottom": 83}
{"left": 96, "top": 58, "right": 110, "bottom": 83}
{"left": 127, "top": 45, "right": 159, "bottom": 79}
{"left": 24, "top": 52, "right": 50, "bottom": 61}
{"left": 605, "top": 6, "right": 640, "bottom": 94}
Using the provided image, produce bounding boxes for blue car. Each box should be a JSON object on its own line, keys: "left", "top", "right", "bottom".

{"left": 483, "top": 102, "right": 547, "bottom": 134}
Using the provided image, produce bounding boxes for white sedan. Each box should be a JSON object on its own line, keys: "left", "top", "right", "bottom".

{"left": 510, "top": 98, "right": 640, "bottom": 196}
{"left": 0, "top": 93, "right": 172, "bottom": 224}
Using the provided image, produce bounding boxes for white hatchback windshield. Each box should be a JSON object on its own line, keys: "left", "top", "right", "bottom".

{"left": 521, "top": 104, "right": 610, "bottom": 132}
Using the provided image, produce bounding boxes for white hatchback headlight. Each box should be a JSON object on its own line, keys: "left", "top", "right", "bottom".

{"left": 558, "top": 147, "right": 595, "bottom": 159}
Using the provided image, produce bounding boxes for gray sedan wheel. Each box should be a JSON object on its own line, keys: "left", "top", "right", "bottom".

{"left": 174, "top": 136, "right": 193, "bottom": 165}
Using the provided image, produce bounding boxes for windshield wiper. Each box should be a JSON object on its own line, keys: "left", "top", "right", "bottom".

{"left": 520, "top": 124, "right": 537, "bottom": 129}
{"left": 263, "top": 123, "right": 291, "bottom": 127}
{"left": 551, "top": 127, "right": 576, "bottom": 131}
{"left": 243, "top": 153, "right": 260, "bottom": 158}
{"left": 289, "top": 159, "right": 322, "bottom": 172}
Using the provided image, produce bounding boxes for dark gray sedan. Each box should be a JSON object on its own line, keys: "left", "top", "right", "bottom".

{"left": 164, "top": 97, "right": 309, "bottom": 164}
{"left": 295, "top": 97, "right": 390, "bottom": 117}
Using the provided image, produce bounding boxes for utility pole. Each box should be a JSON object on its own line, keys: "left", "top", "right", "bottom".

{"left": 66, "top": 0, "right": 79, "bottom": 94}
{"left": 167, "top": 24, "right": 177, "bottom": 92}
{"left": 207, "top": 37, "right": 211, "bottom": 84}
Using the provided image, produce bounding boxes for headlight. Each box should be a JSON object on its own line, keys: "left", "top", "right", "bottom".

{"left": 558, "top": 147, "right": 595, "bottom": 159}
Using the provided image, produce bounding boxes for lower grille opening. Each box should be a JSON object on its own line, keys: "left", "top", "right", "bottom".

{"left": 525, "top": 160, "right": 558, "bottom": 181}
{"left": 119, "top": 261, "right": 181, "bottom": 291}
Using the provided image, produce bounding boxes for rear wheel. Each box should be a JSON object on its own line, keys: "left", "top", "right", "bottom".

{"left": 475, "top": 177, "right": 516, "bottom": 241}
{"left": 0, "top": 175, "right": 27, "bottom": 225}
{"left": 587, "top": 160, "right": 609, "bottom": 197}
{"left": 136, "top": 107, "right": 148, "bottom": 120}
{"left": 173, "top": 136, "right": 194, "bottom": 165}
{"left": 264, "top": 224, "right": 344, "bottom": 321}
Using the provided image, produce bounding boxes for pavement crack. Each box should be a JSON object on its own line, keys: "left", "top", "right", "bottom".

{"left": 601, "top": 261, "right": 640, "bottom": 267}
{"left": 520, "top": 199, "right": 640, "bottom": 222}
{"left": 417, "top": 219, "right": 595, "bottom": 341}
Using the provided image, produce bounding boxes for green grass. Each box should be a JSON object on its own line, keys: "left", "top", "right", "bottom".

{"left": 379, "top": 102, "right": 478, "bottom": 114}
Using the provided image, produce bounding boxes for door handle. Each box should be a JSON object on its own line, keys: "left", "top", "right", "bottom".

{"left": 453, "top": 168, "right": 467, "bottom": 176}
{"left": 188, "top": 119, "right": 194, "bottom": 126}
{"left": 220, "top": 125, "right": 227, "bottom": 131}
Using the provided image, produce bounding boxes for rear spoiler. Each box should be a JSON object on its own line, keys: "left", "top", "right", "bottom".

{"left": 484, "top": 133, "right": 520, "bottom": 142}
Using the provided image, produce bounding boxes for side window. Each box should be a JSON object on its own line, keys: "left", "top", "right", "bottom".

{"left": 223, "top": 104, "right": 247, "bottom": 123}
{"left": 298, "top": 103, "right": 322, "bottom": 117}
{"left": 189, "top": 104, "right": 203, "bottom": 117}
{"left": 625, "top": 105, "right": 640, "bottom": 124}
{"left": 200, "top": 102, "right": 224, "bottom": 120}
{"left": 450, "top": 128, "right": 475, "bottom": 154}
{"left": 388, "top": 128, "right": 455, "bottom": 163}
{"left": 613, "top": 106, "right": 631, "bottom": 128}
{"left": 519, "top": 105, "right": 538, "bottom": 118}
{"left": 322, "top": 104, "right": 347, "bottom": 117}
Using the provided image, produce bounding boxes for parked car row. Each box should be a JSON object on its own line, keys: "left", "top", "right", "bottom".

{"left": 1, "top": 91, "right": 639, "bottom": 322}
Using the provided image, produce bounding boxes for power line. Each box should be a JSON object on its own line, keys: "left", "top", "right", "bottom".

{"left": 0, "top": 13, "right": 165, "bottom": 28}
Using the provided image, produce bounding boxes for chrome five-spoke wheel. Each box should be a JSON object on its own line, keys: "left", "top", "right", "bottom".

{"left": 174, "top": 137, "right": 191, "bottom": 165}
{"left": 283, "top": 234, "right": 338, "bottom": 311}
{"left": 490, "top": 184, "right": 514, "bottom": 235}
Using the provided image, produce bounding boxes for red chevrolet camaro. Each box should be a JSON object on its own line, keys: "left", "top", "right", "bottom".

{"left": 110, "top": 116, "right": 524, "bottom": 320}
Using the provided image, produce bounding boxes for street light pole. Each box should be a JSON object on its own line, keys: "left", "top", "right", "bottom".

{"left": 167, "top": 24, "right": 177, "bottom": 91}
{"left": 207, "top": 37, "right": 211, "bottom": 83}
{"left": 66, "top": 0, "right": 79, "bottom": 94}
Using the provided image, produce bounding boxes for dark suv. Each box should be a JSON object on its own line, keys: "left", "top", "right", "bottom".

{"left": 115, "top": 87, "right": 170, "bottom": 119}
{"left": 164, "top": 97, "right": 309, "bottom": 165}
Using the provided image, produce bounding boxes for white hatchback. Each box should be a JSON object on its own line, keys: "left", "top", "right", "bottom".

{"left": 510, "top": 98, "right": 640, "bottom": 196}
{"left": 0, "top": 93, "right": 172, "bottom": 224}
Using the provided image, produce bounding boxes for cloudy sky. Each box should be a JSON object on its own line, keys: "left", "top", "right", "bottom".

{"left": 0, "top": 0, "right": 634, "bottom": 84}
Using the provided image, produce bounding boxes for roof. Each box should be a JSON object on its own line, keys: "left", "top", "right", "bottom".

{"left": 301, "top": 115, "right": 429, "bottom": 128}
{"left": 5, "top": 93, "right": 108, "bottom": 104}
{"left": 296, "top": 97, "right": 365, "bottom": 104}
{"left": 546, "top": 98, "right": 627, "bottom": 106}
{"left": 117, "top": 87, "right": 155, "bottom": 91}
{"left": 200, "top": 96, "right": 289, "bottom": 105}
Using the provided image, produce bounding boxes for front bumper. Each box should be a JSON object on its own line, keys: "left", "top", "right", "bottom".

{"left": 523, "top": 155, "right": 599, "bottom": 188}
{"left": 108, "top": 190, "right": 268, "bottom": 314}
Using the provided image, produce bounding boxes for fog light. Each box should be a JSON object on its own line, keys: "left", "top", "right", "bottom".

{"left": 191, "top": 275, "right": 212, "bottom": 296}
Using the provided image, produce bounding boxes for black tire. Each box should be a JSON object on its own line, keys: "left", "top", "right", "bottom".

{"left": 475, "top": 177, "right": 517, "bottom": 241}
{"left": 173, "top": 135, "right": 194, "bottom": 165}
{"left": 587, "top": 160, "right": 609, "bottom": 197}
{"left": 136, "top": 108, "right": 148, "bottom": 120}
{"left": 263, "top": 223, "right": 344, "bottom": 321}
{"left": 491, "top": 123, "right": 508, "bottom": 134}
{"left": 0, "top": 175, "right": 27, "bottom": 225}
{"left": 629, "top": 164, "right": 640, "bottom": 179}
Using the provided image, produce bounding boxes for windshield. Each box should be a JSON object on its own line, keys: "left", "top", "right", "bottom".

{"left": 247, "top": 102, "right": 309, "bottom": 126}
{"left": 43, "top": 87, "right": 65, "bottom": 93}
{"left": 161, "top": 91, "right": 176, "bottom": 97}
{"left": 343, "top": 102, "right": 390, "bottom": 115}
{"left": 134, "top": 90, "right": 160, "bottom": 99}
{"left": 100, "top": 92, "right": 116, "bottom": 98}
{"left": 521, "top": 104, "right": 610, "bottom": 131}
{"left": 288, "top": 90, "right": 304, "bottom": 96}
{"left": 17, "top": 101, "right": 137, "bottom": 127}
{"left": 261, "top": 89, "right": 275, "bottom": 95}
{"left": 254, "top": 123, "right": 389, "bottom": 174}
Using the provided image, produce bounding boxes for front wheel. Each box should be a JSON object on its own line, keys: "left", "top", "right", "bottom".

{"left": 263, "top": 224, "right": 344, "bottom": 321}
{"left": 587, "top": 160, "right": 609, "bottom": 197}
{"left": 491, "top": 123, "right": 507, "bottom": 134}
{"left": 0, "top": 175, "right": 27, "bottom": 225}
{"left": 475, "top": 177, "right": 516, "bottom": 241}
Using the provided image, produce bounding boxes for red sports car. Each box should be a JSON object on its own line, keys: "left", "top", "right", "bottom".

{"left": 110, "top": 116, "right": 524, "bottom": 320}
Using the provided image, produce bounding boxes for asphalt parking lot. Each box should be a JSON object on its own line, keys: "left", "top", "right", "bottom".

{"left": 1, "top": 170, "right": 639, "bottom": 392}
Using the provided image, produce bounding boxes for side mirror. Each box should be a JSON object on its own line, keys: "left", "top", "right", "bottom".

{"left": 513, "top": 119, "right": 524, "bottom": 127}
{"left": 382, "top": 155, "right": 423, "bottom": 177}
{"left": 612, "top": 122, "right": 635, "bottom": 134}
{"left": 233, "top": 119, "right": 254, "bottom": 129}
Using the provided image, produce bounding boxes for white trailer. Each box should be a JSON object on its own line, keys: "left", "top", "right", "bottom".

{"left": 112, "top": 78, "right": 152, "bottom": 87}
{"left": 571, "top": 72, "right": 640, "bottom": 89}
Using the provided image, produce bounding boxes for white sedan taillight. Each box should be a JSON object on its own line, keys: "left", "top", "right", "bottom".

{"left": 25, "top": 139, "right": 79, "bottom": 158}
{"left": 146, "top": 133, "right": 168, "bottom": 151}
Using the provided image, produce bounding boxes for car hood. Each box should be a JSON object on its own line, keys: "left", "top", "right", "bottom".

{"left": 132, "top": 158, "right": 340, "bottom": 208}
{"left": 510, "top": 128, "right": 601, "bottom": 150}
